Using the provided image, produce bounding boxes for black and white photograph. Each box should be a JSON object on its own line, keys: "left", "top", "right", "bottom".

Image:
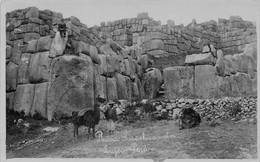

{"left": 1, "top": 0, "right": 259, "bottom": 161}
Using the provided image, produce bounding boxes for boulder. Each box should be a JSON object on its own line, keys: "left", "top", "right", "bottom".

{"left": 18, "top": 53, "right": 31, "bottom": 84}
{"left": 13, "top": 84, "right": 35, "bottom": 115}
{"left": 29, "top": 51, "right": 51, "bottom": 83}
{"left": 47, "top": 55, "right": 94, "bottom": 121}
{"left": 106, "top": 77, "right": 118, "bottom": 101}
{"left": 185, "top": 52, "right": 216, "bottom": 66}
{"left": 49, "top": 31, "right": 68, "bottom": 58}
{"left": 143, "top": 68, "right": 162, "bottom": 99}
{"left": 31, "top": 82, "right": 48, "bottom": 118}
{"left": 163, "top": 66, "right": 194, "bottom": 99}
{"left": 37, "top": 36, "right": 52, "bottom": 52}
{"left": 6, "top": 62, "right": 18, "bottom": 92}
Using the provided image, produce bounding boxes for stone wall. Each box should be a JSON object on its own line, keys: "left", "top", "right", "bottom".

{"left": 6, "top": 8, "right": 257, "bottom": 120}
{"left": 6, "top": 7, "right": 154, "bottom": 120}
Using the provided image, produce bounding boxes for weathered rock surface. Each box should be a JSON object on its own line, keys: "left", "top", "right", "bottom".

{"left": 6, "top": 62, "right": 18, "bottom": 92}
{"left": 18, "top": 53, "right": 31, "bottom": 84}
{"left": 115, "top": 73, "right": 128, "bottom": 100}
{"left": 163, "top": 66, "right": 194, "bottom": 99}
{"left": 13, "top": 84, "right": 35, "bottom": 115}
{"left": 47, "top": 55, "right": 94, "bottom": 121}
{"left": 106, "top": 77, "right": 118, "bottom": 101}
{"left": 28, "top": 51, "right": 51, "bottom": 83}
{"left": 185, "top": 52, "right": 216, "bottom": 66}
{"left": 143, "top": 68, "right": 162, "bottom": 99}
{"left": 31, "top": 82, "right": 48, "bottom": 118}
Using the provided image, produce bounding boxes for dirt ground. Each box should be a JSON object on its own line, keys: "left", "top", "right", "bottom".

{"left": 6, "top": 118, "right": 257, "bottom": 161}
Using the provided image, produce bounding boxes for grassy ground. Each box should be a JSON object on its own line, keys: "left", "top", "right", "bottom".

{"left": 6, "top": 118, "right": 257, "bottom": 160}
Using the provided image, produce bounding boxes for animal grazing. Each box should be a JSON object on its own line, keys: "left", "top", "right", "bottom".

{"left": 179, "top": 107, "right": 201, "bottom": 130}
{"left": 72, "top": 103, "right": 101, "bottom": 138}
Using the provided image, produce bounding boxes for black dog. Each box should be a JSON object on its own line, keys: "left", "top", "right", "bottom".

{"left": 179, "top": 107, "right": 201, "bottom": 130}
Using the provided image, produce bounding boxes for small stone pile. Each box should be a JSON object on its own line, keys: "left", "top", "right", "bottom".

{"left": 150, "top": 97, "right": 257, "bottom": 122}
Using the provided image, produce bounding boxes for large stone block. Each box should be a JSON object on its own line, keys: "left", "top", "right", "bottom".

{"left": 215, "top": 50, "right": 225, "bottom": 76}
{"left": 24, "top": 33, "right": 40, "bottom": 43}
{"left": 89, "top": 45, "right": 101, "bottom": 64}
{"left": 98, "top": 54, "right": 107, "bottom": 75}
{"left": 25, "top": 7, "right": 39, "bottom": 18}
{"left": 143, "top": 68, "right": 162, "bottom": 99}
{"left": 27, "top": 39, "right": 38, "bottom": 53}
{"left": 195, "top": 65, "right": 218, "bottom": 98}
{"left": 11, "top": 47, "right": 22, "bottom": 65}
{"left": 140, "top": 55, "right": 149, "bottom": 70}
{"left": 29, "top": 51, "right": 51, "bottom": 83}
{"left": 18, "top": 53, "right": 31, "bottom": 84}
{"left": 185, "top": 52, "right": 216, "bottom": 66}
{"left": 131, "top": 82, "right": 139, "bottom": 99}
{"left": 6, "top": 62, "right": 18, "bottom": 92}
{"left": 13, "top": 84, "right": 35, "bottom": 115}
{"left": 37, "top": 36, "right": 52, "bottom": 52}
{"left": 106, "top": 77, "right": 118, "bottom": 101}
{"left": 124, "top": 76, "right": 132, "bottom": 101}
{"left": 163, "top": 66, "right": 194, "bottom": 99}
{"left": 31, "top": 82, "right": 48, "bottom": 118}
{"left": 106, "top": 50, "right": 119, "bottom": 75}
{"left": 100, "top": 76, "right": 107, "bottom": 100}
{"left": 6, "top": 45, "right": 12, "bottom": 59}
{"left": 146, "top": 39, "right": 164, "bottom": 51}
{"left": 74, "top": 41, "right": 90, "bottom": 55}
{"left": 115, "top": 73, "right": 127, "bottom": 100}
{"left": 93, "top": 64, "right": 106, "bottom": 100}
{"left": 47, "top": 55, "right": 94, "bottom": 121}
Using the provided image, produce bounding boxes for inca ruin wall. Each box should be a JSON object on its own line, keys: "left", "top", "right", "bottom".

{"left": 5, "top": 8, "right": 257, "bottom": 120}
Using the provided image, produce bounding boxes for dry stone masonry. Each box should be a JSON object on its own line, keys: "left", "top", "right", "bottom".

{"left": 6, "top": 7, "right": 257, "bottom": 120}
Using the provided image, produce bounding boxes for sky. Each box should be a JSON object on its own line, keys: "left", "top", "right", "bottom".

{"left": 1, "top": 0, "right": 260, "bottom": 27}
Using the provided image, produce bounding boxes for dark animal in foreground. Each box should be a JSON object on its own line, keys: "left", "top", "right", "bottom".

{"left": 179, "top": 107, "right": 201, "bottom": 130}
{"left": 72, "top": 103, "right": 100, "bottom": 138}
{"left": 104, "top": 103, "right": 118, "bottom": 134}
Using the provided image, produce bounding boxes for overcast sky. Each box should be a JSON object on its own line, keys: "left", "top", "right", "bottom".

{"left": 2, "top": 0, "right": 260, "bottom": 27}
